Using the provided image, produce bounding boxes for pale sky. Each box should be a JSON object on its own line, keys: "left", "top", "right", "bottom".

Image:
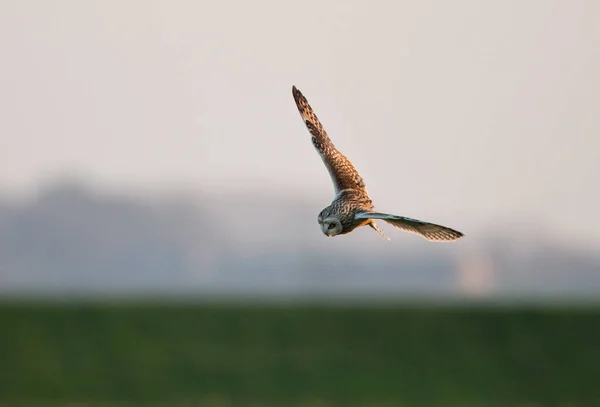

{"left": 1, "top": 0, "right": 599, "bottom": 246}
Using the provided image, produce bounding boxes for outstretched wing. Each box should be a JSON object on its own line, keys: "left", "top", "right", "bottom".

{"left": 292, "top": 86, "right": 367, "bottom": 195}
{"left": 356, "top": 212, "right": 464, "bottom": 242}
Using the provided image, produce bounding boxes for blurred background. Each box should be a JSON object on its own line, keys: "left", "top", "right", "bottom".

{"left": 1, "top": 1, "right": 599, "bottom": 406}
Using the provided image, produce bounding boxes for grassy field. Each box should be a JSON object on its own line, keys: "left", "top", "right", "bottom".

{"left": 0, "top": 301, "right": 599, "bottom": 406}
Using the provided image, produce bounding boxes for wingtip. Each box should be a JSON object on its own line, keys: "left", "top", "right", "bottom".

{"left": 292, "top": 85, "right": 301, "bottom": 97}
{"left": 433, "top": 230, "right": 465, "bottom": 242}
{"left": 454, "top": 230, "right": 465, "bottom": 240}
{"left": 292, "top": 85, "right": 305, "bottom": 105}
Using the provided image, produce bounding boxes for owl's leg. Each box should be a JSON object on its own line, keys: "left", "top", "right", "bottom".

{"left": 368, "top": 221, "right": 390, "bottom": 241}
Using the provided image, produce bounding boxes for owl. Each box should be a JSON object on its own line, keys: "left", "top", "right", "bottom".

{"left": 292, "top": 86, "right": 464, "bottom": 242}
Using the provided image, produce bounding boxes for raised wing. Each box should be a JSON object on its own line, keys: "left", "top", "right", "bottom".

{"left": 356, "top": 212, "right": 464, "bottom": 242}
{"left": 292, "top": 86, "right": 367, "bottom": 195}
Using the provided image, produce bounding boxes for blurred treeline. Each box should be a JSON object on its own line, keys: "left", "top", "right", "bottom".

{"left": 1, "top": 302, "right": 599, "bottom": 406}
{"left": 2, "top": 179, "right": 600, "bottom": 300}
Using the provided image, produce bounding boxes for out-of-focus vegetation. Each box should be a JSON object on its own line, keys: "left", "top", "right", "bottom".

{"left": 3, "top": 181, "right": 600, "bottom": 299}
{"left": 0, "top": 302, "right": 599, "bottom": 406}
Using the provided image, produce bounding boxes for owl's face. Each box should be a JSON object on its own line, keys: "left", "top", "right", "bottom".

{"left": 319, "top": 217, "right": 342, "bottom": 237}
{"left": 318, "top": 207, "right": 343, "bottom": 237}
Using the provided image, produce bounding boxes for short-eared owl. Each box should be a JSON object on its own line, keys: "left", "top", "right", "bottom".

{"left": 292, "top": 86, "right": 464, "bottom": 242}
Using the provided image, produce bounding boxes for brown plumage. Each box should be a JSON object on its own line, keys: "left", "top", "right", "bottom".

{"left": 292, "top": 85, "right": 464, "bottom": 242}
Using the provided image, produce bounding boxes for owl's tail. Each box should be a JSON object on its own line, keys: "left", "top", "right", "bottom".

{"left": 368, "top": 221, "right": 391, "bottom": 241}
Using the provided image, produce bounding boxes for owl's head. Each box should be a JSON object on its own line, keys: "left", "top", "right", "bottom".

{"left": 318, "top": 209, "right": 343, "bottom": 237}
{"left": 319, "top": 217, "right": 342, "bottom": 237}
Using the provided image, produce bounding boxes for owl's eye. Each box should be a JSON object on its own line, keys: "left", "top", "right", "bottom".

{"left": 328, "top": 223, "right": 336, "bottom": 229}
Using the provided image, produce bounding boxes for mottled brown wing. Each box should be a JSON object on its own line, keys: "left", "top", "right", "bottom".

{"left": 356, "top": 212, "right": 464, "bottom": 242}
{"left": 292, "top": 86, "right": 367, "bottom": 195}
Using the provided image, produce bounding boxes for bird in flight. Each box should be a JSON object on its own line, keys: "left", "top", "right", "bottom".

{"left": 292, "top": 86, "right": 464, "bottom": 242}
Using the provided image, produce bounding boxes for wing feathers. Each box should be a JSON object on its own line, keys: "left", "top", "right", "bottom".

{"left": 292, "top": 86, "right": 367, "bottom": 195}
{"left": 356, "top": 212, "right": 464, "bottom": 242}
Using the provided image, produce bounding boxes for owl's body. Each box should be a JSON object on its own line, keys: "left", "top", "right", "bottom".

{"left": 292, "top": 85, "right": 464, "bottom": 242}
{"left": 319, "top": 189, "right": 374, "bottom": 235}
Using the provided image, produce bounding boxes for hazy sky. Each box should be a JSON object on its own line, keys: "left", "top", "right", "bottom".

{"left": 1, "top": 1, "right": 598, "bottom": 246}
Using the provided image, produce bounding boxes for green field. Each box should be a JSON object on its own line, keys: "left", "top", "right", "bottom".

{"left": 0, "top": 301, "right": 599, "bottom": 406}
